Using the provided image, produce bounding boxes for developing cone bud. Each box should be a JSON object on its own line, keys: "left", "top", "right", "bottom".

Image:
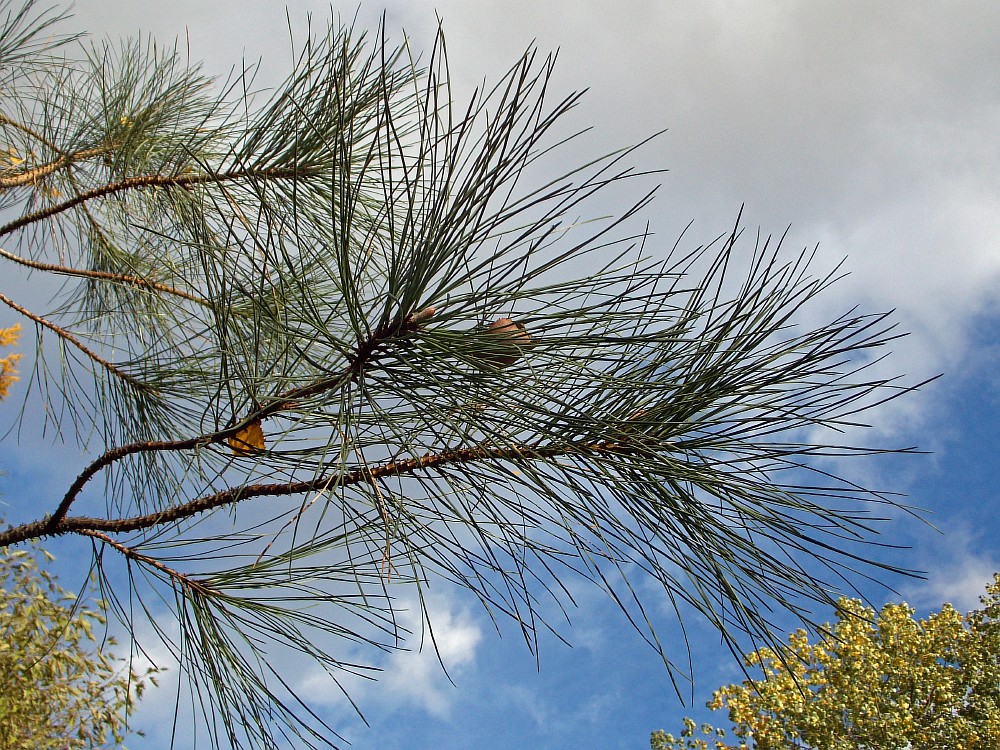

{"left": 409, "top": 306, "right": 437, "bottom": 324}
{"left": 479, "top": 317, "right": 532, "bottom": 369}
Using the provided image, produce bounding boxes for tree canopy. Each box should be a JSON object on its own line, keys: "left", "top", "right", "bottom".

{"left": 0, "top": 1, "right": 932, "bottom": 747}
{"left": 1, "top": 325, "right": 155, "bottom": 749}
{"left": 0, "top": 543, "right": 157, "bottom": 750}
{"left": 652, "top": 575, "right": 1000, "bottom": 750}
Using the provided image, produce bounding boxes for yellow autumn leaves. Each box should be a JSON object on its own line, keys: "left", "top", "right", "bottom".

{"left": 653, "top": 574, "right": 1000, "bottom": 750}
{"left": 228, "top": 418, "right": 265, "bottom": 456}
{"left": 0, "top": 324, "right": 21, "bottom": 400}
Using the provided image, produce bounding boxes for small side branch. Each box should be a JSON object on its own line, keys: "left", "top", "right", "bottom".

{"left": 0, "top": 245, "right": 212, "bottom": 307}
{"left": 0, "top": 166, "right": 320, "bottom": 239}
{"left": 45, "top": 434, "right": 217, "bottom": 532}
{"left": 19, "top": 310, "right": 516, "bottom": 541}
{"left": 0, "top": 113, "right": 64, "bottom": 156}
{"left": 0, "top": 290, "right": 150, "bottom": 390}
{"left": 78, "top": 528, "right": 217, "bottom": 596}
{"left": 37, "top": 323, "right": 399, "bottom": 529}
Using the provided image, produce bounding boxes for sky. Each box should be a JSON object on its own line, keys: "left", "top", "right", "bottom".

{"left": 2, "top": 2, "right": 999, "bottom": 749}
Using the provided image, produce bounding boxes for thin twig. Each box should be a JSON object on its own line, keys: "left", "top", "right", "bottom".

{"left": 45, "top": 434, "right": 218, "bottom": 533}
{"left": 0, "top": 290, "right": 149, "bottom": 390}
{"left": 0, "top": 113, "right": 64, "bottom": 155}
{"left": 78, "top": 528, "right": 217, "bottom": 596}
{"left": 0, "top": 246, "right": 211, "bottom": 307}
{"left": 0, "top": 166, "right": 320, "bottom": 239}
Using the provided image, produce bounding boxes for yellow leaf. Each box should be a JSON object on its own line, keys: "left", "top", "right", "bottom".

{"left": 229, "top": 418, "right": 265, "bottom": 455}
{"left": 0, "top": 323, "right": 21, "bottom": 346}
{"left": 3, "top": 146, "right": 24, "bottom": 165}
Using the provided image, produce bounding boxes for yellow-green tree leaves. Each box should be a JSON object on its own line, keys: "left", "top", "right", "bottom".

{"left": 0, "top": 324, "right": 20, "bottom": 399}
{"left": 653, "top": 575, "right": 1000, "bottom": 750}
{"left": 0, "top": 545, "right": 157, "bottom": 750}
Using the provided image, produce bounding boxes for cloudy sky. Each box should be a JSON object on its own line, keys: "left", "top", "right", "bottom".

{"left": 3, "top": 2, "right": 999, "bottom": 749}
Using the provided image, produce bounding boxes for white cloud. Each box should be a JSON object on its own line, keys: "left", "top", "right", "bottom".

{"left": 492, "top": 673, "right": 621, "bottom": 738}
{"left": 900, "top": 526, "right": 999, "bottom": 612}
{"left": 410, "top": 0, "right": 1000, "bottom": 352}
{"left": 290, "top": 589, "right": 483, "bottom": 721}
{"left": 502, "top": 684, "right": 552, "bottom": 728}
{"left": 111, "top": 588, "right": 483, "bottom": 747}
{"left": 112, "top": 613, "right": 184, "bottom": 732}
{"left": 378, "top": 593, "right": 482, "bottom": 717}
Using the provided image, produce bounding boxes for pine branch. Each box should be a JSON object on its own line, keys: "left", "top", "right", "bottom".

{"left": 0, "top": 166, "right": 320, "bottom": 239}
{"left": 0, "top": 143, "right": 116, "bottom": 188}
{"left": 2, "top": 436, "right": 643, "bottom": 546}
{"left": 0, "top": 245, "right": 211, "bottom": 306}
{"left": 0, "top": 290, "right": 149, "bottom": 389}
{"left": 30, "top": 307, "right": 438, "bottom": 530}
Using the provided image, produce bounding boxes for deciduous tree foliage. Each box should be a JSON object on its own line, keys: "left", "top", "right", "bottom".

{"left": 0, "top": 324, "right": 20, "bottom": 398}
{"left": 0, "top": 1, "right": 933, "bottom": 747}
{"left": 1, "top": 328, "right": 155, "bottom": 748}
{"left": 651, "top": 574, "right": 1000, "bottom": 750}
{"left": 0, "top": 544, "right": 157, "bottom": 750}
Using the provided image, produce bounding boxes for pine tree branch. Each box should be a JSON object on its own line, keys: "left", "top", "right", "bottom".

{"left": 0, "top": 143, "right": 116, "bottom": 188}
{"left": 0, "top": 166, "right": 321, "bottom": 239}
{"left": 1, "top": 435, "right": 640, "bottom": 547}
{"left": 0, "top": 290, "right": 150, "bottom": 390}
{"left": 0, "top": 11, "right": 935, "bottom": 745}
{"left": 0, "top": 245, "right": 212, "bottom": 307}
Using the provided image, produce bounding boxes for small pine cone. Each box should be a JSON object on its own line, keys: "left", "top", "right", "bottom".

{"left": 409, "top": 306, "right": 437, "bottom": 324}
{"left": 478, "top": 317, "right": 532, "bottom": 369}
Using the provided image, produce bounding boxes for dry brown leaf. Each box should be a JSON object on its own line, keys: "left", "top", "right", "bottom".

{"left": 229, "top": 418, "right": 265, "bottom": 455}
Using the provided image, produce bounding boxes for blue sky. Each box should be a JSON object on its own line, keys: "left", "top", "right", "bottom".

{"left": 2, "top": 2, "right": 999, "bottom": 748}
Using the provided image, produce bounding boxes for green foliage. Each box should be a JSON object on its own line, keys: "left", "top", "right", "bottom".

{"left": 2, "top": 253, "right": 156, "bottom": 748}
{"left": 0, "top": 543, "right": 157, "bottom": 750}
{"left": 652, "top": 574, "right": 1000, "bottom": 750}
{"left": 0, "top": 323, "right": 19, "bottom": 398}
{"left": 0, "top": 0, "right": 934, "bottom": 747}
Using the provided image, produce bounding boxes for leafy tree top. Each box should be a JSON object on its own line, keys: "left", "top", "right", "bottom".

{"left": 0, "top": 542, "right": 158, "bottom": 749}
{"left": 652, "top": 573, "right": 1000, "bottom": 750}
